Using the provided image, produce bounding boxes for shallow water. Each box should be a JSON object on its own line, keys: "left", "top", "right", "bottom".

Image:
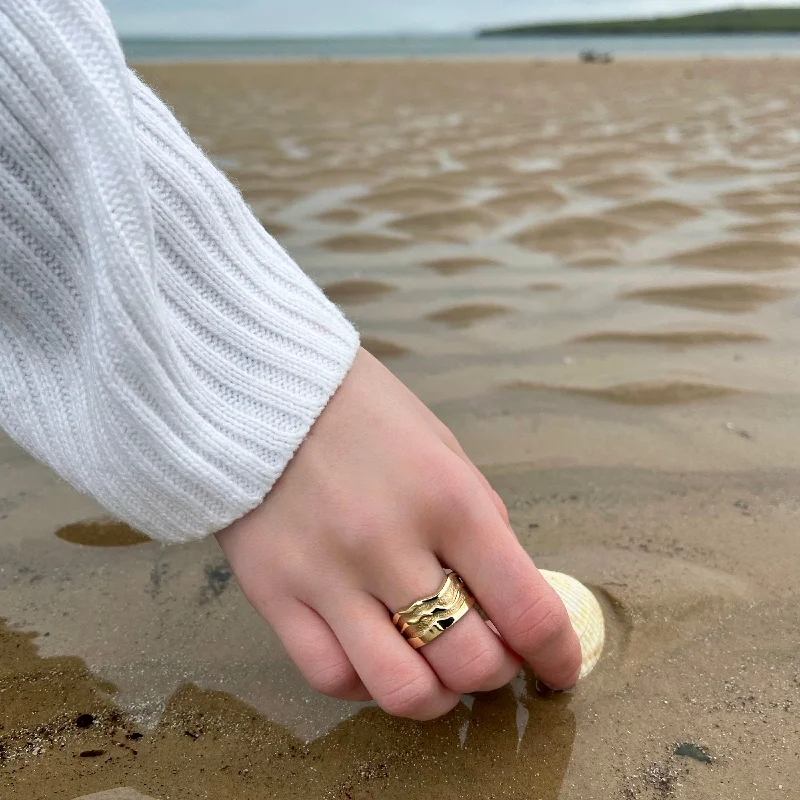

{"left": 4, "top": 59, "right": 800, "bottom": 798}
{"left": 121, "top": 34, "right": 800, "bottom": 62}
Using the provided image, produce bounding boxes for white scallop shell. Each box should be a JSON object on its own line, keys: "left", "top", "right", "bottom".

{"left": 539, "top": 570, "right": 605, "bottom": 680}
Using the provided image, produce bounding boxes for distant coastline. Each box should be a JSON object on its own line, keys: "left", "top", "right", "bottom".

{"left": 120, "top": 32, "right": 800, "bottom": 64}
{"left": 479, "top": 8, "right": 800, "bottom": 37}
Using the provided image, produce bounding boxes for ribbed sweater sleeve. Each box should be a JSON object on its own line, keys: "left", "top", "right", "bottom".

{"left": 0, "top": 0, "right": 360, "bottom": 543}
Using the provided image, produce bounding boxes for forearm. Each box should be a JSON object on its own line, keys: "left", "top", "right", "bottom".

{"left": 0, "top": 0, "right": 359, "bottom": 542}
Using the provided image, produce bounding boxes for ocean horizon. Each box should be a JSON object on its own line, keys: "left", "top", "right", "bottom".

{"left": 120, "top": 32, "right": 800, "bottom": 62}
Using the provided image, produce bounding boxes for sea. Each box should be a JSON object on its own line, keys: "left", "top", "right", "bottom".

{"left": 121, "top": 33, "right": 800, "bottom": 62}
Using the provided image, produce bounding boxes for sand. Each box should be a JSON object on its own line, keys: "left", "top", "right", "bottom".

{"left": 571, "top": 330, "right": 768, "bottom": 348}
{"left": 360, "top": 337, "right": 412, "bottom": 360}
{"left": 426, "top": 302, "right": 513, "bottom": 328}
{"left": 506, "top": 379, "right": 741, "bottom": 405}
{"left": 620, "top": 282, "right": 794, "bottom": 313}
{"left": 322, "top": 279, "right": 397, "bottom": 305}
{"left": 316, "top": 232, "right": 408, "bottom": 253}
{"left": 4, "top": 58, "right": 800, "bottom": 799}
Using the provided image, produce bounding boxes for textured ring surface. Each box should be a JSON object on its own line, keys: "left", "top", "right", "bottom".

{"left": 391, "top": 572, "right": 475, "bottom": 648}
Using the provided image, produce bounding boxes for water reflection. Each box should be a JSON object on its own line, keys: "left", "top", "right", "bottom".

{"left": 1, "top": 619, "right": 574, "bottom": 800}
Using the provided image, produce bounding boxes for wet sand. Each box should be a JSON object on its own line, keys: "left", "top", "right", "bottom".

{"left": 4, "top": 58, "right": 800, "bottom": 798}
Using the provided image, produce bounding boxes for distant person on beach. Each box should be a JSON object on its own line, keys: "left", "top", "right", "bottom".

{"left": 0, "top": 0, "right": 581, "bottom": 718}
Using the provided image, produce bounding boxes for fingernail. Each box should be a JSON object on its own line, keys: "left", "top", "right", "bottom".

{"left": 535, "top": 678, "right": 576, "bottom": 695}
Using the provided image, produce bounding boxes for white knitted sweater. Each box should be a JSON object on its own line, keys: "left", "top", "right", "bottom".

{"left": 0, "top": 0, "right": 360, "bottom": 543}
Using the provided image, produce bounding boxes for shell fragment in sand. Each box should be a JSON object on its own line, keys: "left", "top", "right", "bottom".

{"left": 539, "top": 570, "right": 605, "bottom": 679}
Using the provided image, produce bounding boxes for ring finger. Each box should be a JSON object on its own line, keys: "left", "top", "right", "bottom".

{"left": 319, "top": 590, "right": 460, "bottom": 720}
{"left": 373, "top": 548, "right": 523, "bottom": 695}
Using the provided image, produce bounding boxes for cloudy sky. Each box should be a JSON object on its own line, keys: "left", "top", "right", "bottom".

{"left": 104, "top": 1, "right": 800, "bottom": 37}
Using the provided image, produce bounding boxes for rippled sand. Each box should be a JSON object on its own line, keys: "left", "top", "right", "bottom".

{"left": 4, "top": 59, "right": 800, "bottom": 799}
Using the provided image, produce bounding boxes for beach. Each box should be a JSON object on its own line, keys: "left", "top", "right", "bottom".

{"left": 3, "top": 58, "right": 800, "bottom": 798}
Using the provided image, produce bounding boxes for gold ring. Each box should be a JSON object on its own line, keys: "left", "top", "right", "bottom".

{"left": 391, "top": 572, "right": 475, "bottom": 649}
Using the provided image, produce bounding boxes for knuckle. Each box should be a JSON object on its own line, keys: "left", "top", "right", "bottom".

{"left": 506, "top": 593, "right": 570, "bottom": 652}
{"left": 438, "top": 423, "right": 461, "bottom": 452}
{"left": 306, "top": 659, "right": 361, "bottom": 698}
{"left": 335, "top": 510, "right": 392, "bottom": 556}
{"left": 492, "top": 490, "right": 510, "bottom": 524}
{"left": 444, "top": 644, "right": 506, "bottom": 693}
{"left": 377, "top": 669, "right": 440, "bottom": 719}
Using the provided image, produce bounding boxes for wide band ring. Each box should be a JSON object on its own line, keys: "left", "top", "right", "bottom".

{"left": 391, "top": 572, "right": 475, "bottom": 649}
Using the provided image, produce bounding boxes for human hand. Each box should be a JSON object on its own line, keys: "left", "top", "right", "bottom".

{"left": 216, "top": 348, "right": 581, "bottom": 720}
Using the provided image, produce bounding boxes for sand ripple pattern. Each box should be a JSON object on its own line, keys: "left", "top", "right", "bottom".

{"left": 141, "top": 59, "right": 800, "bottom": 391}
{"left": 6, "top": 62, "right": 799, "bottom": 800}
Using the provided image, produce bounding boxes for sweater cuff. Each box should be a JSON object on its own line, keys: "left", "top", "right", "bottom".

{"left": 98, "top": 77, "right": 361, "bottom": 543}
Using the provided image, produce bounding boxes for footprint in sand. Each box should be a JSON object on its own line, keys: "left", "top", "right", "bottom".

{"left": 622, "top": 282, "right": 793, "bottom": 313}
{"left": 55, "top": 519, "right": 150, "bottom": 547}
{"left": 422, "top": 256, "right": 502, "bottom": 276}
{"left": 515, "top": 217, "right": 641, "bottom": 256}
{"left": 671, "top": 240, "right": 800, "bottom": 271}
{"left": 390, "top": 207, "right": 497, "bottom": 243}
{"left": 505, "top": 380, "right": 740, "bottom": 406}
{"left": 572, "top": 330, "right": 768, "bottom": 348}
{"left": 323, "top": 279, "right": 396, "bottom": 305}
{"left": 361, "top": 337, "right": 411, "bottom": 360}
{"left": 318, "top": 233, "right": 407, "bottom": 254}
{"left": 426, "top": 303, "right": 512, "bottom": 328}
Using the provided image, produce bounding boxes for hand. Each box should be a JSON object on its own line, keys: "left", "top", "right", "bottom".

{"left": 216, "top": 348, "right": 581, "bottom": 720}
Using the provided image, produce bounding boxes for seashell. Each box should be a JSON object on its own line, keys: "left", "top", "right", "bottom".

{"left": 539, "top": 569, "right": 605, "bottom": 680}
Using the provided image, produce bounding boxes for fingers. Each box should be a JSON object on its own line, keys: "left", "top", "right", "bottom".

{"left": 432, "top": 419, "right": 510, "bottom": 526}
{"left": 399, "top": 385, "right": 511, "bottom": 525}
{"left": 446, "top": 449, "right": 510, "bottom": 526}
{"left": 266, "top": 598, "right": 372, "bottom": 702}
{"left": 433, "top": 460, "right": 582, "bottom": 690}
{"left": 319, "top": 592, "right": 461, "bottom": 720}
{"left": 372, "top": 551, "right": 523, "bottom": 695}
{"left": 418, "top": 607, "right": 523, "bottom": 694}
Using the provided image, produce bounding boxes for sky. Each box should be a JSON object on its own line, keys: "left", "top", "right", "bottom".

{"left": 104, "top": 1, "right": 800, "bottom": 38}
